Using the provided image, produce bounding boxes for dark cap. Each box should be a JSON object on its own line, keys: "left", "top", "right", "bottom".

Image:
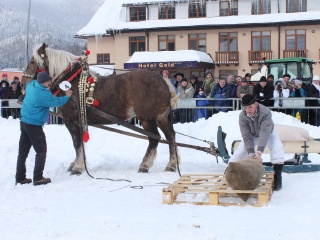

{"left": 267, "top": 74, "right": 274, "bottom": 79}
{"left": 174, "top": 72, "right": 184, "bottom": 78}
{"left": 181, "top": 78, "right": 188, "bottom": 83}
{"left": 190, "top": 75, "right": 198, "bottom": 80}
{"left": 241, "top": 77, "right": 248, "bottom": 83}
{"left": 198, "top": 87, "right": 204, "bottom": 92}
{"left": 259, "top": 76, "right": 267, "bottom": 82}
{"left": 241, "top": 94, "right": 256, "bottom": 106}
{"left": 283, "top": 73, "right": 291, "bottom": 78}
{"left": 37, "top": 72, "right": 52, "bottom": 84}
{"left": 245, "top": 73, "right": 251, "bottom": 78}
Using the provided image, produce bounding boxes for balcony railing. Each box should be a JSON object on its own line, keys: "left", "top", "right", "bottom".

{"left": 248, "top": 50, "right": 272, "bottom": 65}
{"left": 283, "top": 49, "right": 307, "bottom": 58}
{"left": 215, "top": 51, "right": 239, "bottom": 66}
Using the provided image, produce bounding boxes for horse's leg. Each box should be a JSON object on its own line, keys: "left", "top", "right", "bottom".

{"left": 138, "top": 120, "right": 160, "bottom": 173}
{"left": 64, "top": 122, "right": 85, "bottom": 175}
{"left": 157, "top": 114, "right": 180, "bottom": 172}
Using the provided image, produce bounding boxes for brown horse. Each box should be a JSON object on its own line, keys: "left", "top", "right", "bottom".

{"left": 21, "top": 43, "right": 180, "bottom": 174}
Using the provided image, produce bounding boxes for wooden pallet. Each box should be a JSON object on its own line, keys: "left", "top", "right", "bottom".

{"left": 162, "top": 173, "right": 274, "bottom": 207}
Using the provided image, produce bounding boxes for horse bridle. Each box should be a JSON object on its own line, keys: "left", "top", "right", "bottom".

{"left": 22, "top": 55, "right": 49, "bottom": 88}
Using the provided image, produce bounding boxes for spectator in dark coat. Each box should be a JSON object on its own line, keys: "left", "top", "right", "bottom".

{"left": 307, "top": 75, "right": 320, "bottom": 126}
{"left": 227, "top": 75, "right": 237, "bottom": 98}
{"left": 8, "top": 81, "right": 22, "bottom": 119}
{"left": 210, "top": 77, "right": 232, "bottom": 113}
{"left": 174, "top": 72, "right": 184, "bottom": 89}
{"left": 195, "top": 88, "right": 210, "bottom": 121}
{"left": 289, "top": 79, "right": 308, "bottom": 123}
{"left": 190, "top": 75, "right": 201, "bottom": 97}
{"left": 0, "top": 73, "right": 10, "bottom": 118}
{"left": 253, "top": 76, "right": 274, "bottom": 107}
{"left": 267, "top": 74, "right": 274, "bottom": 85}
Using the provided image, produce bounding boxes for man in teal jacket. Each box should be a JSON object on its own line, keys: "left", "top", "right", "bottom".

{"left": 15, "top": 72, "right": 73, "bottom": 186}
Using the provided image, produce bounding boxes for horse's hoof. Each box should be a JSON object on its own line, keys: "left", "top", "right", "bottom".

{"left": 67, "top": 165, "right": 73, "bottom": 172}
{"left": 164, "top": 167, "right": 176, "bottom": 172}
{"left": 70, "top": 170, "right": 82, "bottom": 175}
{"left": 138, "top": 168, "right": 149, "bottom": 173}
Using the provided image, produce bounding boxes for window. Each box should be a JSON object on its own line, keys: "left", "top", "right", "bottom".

{"left": 287, "top": 0, "right": 307, "bottom": 13}
{"left": 189, "top": 0, "right": 206, "bottom": 18}
{"left": 130, "top": 7, "right": 146, "bottom": 21}
{"left": 219, "top": 32, "right": 237, "bottom": 52}
{"left": 129, "top": 36, "right": 146, "bottom": 56}
{"left": 97, "top": 53, "right": 110, "bottom": 64}
{"left": 220, "top": 0, "right": 238, "bottom": 16}
{"left": 251, "top": 0, "right": 271, "bottom": 15}
{"left": 158, "top": 35, "right": 175, "bottom": 51}
{"left": 285, "top": 30, "right": 305, "bottom": 50}
{"left": 219, "top": 70, "right": 238, "bottom": 79}
{"left": 189, "top": 33, "right": 206, "bottom": 52}
{"left": 159, "top": 5, "right": 175, "bottom": 19}
{"left": 252, "top": 31, "right": 271, "bottom": 51}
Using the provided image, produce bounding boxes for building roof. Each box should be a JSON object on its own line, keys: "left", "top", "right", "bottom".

{"left": 76, "top": 0, "right": 320, "bottom": 37}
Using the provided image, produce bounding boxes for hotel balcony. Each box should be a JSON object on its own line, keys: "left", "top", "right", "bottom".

{"left": 282, "top": 49, "right": 307, "bottom": 58}
{"left": 248, "top": 50, "right": 272, "bottom": 65}
{"left": 215, "top": 51, "right": 239, "bottom": 66}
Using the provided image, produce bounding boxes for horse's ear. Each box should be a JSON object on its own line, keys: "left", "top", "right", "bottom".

{"left": 38, "top": 43, "right": 47, "bottom": 54}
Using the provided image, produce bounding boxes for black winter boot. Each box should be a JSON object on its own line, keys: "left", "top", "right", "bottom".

{"left": 273, "top": 164, "right": 283, "bottom": 191}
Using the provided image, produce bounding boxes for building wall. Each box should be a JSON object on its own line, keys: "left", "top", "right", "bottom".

{"left": 86, "top": 1, "right": 320, "bottom": 78}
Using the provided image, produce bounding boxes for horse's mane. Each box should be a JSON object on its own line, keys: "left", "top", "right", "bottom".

{"left": 33, "top": 44, "right": 80, "bottom": 79}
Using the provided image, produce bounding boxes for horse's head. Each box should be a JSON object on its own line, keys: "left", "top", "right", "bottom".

{"left": 21, "top": 43, "right": 49, "bottom": 89}
{"left": 22, "top": 43, "right": 80, "bottom": 90}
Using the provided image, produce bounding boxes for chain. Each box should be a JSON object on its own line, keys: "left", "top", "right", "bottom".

{"left": 175, "top": 131, "right": 213, "bottom": 144}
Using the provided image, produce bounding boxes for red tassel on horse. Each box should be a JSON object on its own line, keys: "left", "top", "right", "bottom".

{"left": 88, "top": 77, "right": 94, "bottom": 84}
{"left": 93, "top": 99, "right": 100, "bottom": 107}
{"left": 85, "top": 50, "right": 91, "bottom": 55}
{"left": 83, "top": 131, "right": 90, "bottom": 143}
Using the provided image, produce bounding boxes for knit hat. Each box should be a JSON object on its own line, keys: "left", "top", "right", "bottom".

{"left": 242, "top": 94, "right": 256, "bottom": 106}
{"left": 313, "top": 75, "right": 320, "bottom": 81}
{"left": 294, "top": 79, "right": 302, "bottom": 85}
{"left": 259, "top": 76, "right": 267, "bottom": 82}
{"left": 241, "top": 77, "right": 247, "bottom": 83}
{"left": 37, "top": 72, "right": 52, "bottom": 84}
{"left": 181, "top": 78, "right": 188, "bottom": 83}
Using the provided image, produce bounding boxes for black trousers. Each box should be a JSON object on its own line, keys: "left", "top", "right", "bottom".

{"left": 16, "top": 121, "right": 47, "bottom": 182}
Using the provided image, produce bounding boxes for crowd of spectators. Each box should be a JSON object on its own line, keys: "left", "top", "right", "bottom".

{"left": 1, "top": 70, "right": 320, "bottom": 127}
{"left": 161, "top": 70, "right": 320, "bottom": 126}
{"left": 0, "top": 73, "right": 22, "bottom": 119}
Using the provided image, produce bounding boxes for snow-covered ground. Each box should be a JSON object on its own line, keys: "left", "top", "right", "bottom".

{"left": 1, "top": 110, "right": 320, "bottom": 240}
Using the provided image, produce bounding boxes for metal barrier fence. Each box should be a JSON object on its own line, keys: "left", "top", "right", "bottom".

{"left": 1, "top": 97, "right": 320, "bottom": 126}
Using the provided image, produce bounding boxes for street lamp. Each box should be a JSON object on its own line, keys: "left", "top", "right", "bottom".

{"left": 25, "top": 0, "right": 31, "bottom": 69}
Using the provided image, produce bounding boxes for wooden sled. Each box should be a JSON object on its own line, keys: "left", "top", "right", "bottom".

{"left": 230, "top": 140, "right": 320, "bottom": 173}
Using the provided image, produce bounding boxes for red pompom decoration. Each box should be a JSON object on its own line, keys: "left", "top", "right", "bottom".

{"left": 83, "top": 131, "right": 90, "bottom": 143}
{"left": 85, "top": 50, "right": 90, "bottom": 55}
{"left": 92, "top": 99, "right": 100, "bottom": 107}
{"left": 88, "top": 77, "right": 94, "bottom": 84}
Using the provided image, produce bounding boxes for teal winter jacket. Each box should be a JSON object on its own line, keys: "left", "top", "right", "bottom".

{"left": 21, "top": 80, "right": 70, "bottom": 126}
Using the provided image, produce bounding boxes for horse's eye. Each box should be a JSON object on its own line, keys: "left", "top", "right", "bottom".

{"left": 30, "top": 60, "right": 35, "bottom": 64}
